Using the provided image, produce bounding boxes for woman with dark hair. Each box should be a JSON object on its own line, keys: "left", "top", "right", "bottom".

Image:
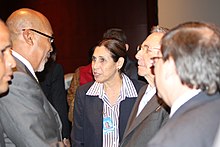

{"left": 71, "top": 38, "right": 144, "bottom": 147}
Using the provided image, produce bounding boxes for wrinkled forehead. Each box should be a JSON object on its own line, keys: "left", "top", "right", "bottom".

{"left": 142, "top": 32, "right": 164, "bottom": 48}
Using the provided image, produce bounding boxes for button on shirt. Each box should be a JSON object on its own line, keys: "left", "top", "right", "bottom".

{"left": 136, "top": 86, "right": 156, "bottom": 117}
{"left": 86, "top": 74, "right": 138, "bottom": 147}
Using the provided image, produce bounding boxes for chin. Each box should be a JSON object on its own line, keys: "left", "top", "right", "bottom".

{"left": 94, "top": 77, "right": 104, "bottom": 83}
{"left": 36, "top": 68, "right": 44, "bottom": 72}
{"left": 0, "top": 84, "right": 9, "bottom": 94}
{"left": 36, "top": 63, "right": 45, "bottom": 72}
{"left": 138, "top": 71, "right": 146, "bottom": 77}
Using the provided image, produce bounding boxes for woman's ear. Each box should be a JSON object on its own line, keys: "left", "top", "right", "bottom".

{"left": 117, "top": 57, "right": 124, "bottom": 70}
{"left": 125, "top": 44, "right": 129, "bottom": 51}
{"left": 22, "top": 29, "right": 34, "bottom": 45}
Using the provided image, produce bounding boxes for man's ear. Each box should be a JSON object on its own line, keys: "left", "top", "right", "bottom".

{"left": 22, "top": 29, "right": 34, "bottom": 45}
{"left": 164, "top": 57, "right": 177, "bottom": 79}
{"left": 125, "top": 44, "right": 129, "bottom": 51}
{"left": 117, "top": 57, "right": 125, "bottom": 70}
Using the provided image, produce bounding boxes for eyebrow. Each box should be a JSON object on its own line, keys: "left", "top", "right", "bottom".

{"left": 143, "top": 44, "right": 160, "bottom": 49}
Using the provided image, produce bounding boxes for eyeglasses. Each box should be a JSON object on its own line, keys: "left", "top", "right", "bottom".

{"left": 137, "top": 44, "right": 160, "bottom": 54}
{"left": 150, "top": 56, "right": 163, "bottom": 67}
{"left": 22, "top": 29, "right": 54, "bottom": 43}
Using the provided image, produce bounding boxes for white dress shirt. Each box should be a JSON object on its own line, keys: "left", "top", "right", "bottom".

{"left": 136, "top": 86, "right": 156, "bottom": 117}
{"left": 86, "top": 74, "right": 138, "bottom": 147}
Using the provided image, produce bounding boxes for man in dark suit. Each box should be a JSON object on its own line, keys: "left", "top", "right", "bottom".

{"left": 120, "top": 26, "right": 170, "bottom": 147}
{"left": 36, "top": 49, "right": 70, "bottom": 146}
{"left": 0, "top": 19, "right": 16, "bottom": 147}
{"left": 147, "top": 21, "right": 220, "bottom": 147}
{"left": 0, "top": 8, "right": 64, "bottom": 146}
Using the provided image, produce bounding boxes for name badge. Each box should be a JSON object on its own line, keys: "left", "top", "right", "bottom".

{"left": 103, "top": 116, "right": 115, "bottom": 134}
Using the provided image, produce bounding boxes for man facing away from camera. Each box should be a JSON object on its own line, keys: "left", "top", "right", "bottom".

{"left": 147, "top": 21, "right": 220, "bottom": 147}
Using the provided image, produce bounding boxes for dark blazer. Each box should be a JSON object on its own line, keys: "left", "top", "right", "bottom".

{"left": 71, "top": 79, "right": 144, "bottom": 147}
{"left": 0, "top": 56, "right": 62, "bottom": 147}
{"left": 36, "top": 62, "right": 70, "bottom": 138}
{"left": 124, "top": 57, "right": 138, "bottom": 80}
{"left": 120, "top": 85, "right": 170, "bottom": 147}
{"left": 147, "top": 92, "right": 220, "bottom": 147}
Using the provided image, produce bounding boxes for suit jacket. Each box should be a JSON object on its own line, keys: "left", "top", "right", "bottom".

{"left": 124, "top": 57, "right": 138, "bottom": 80}
{"left": 120, "top": 85, "right": 170, "bottom": 147}
{"left": 147, "top": 91, "right": 220, "bottom": 147}
{"left": 36, "top": 62, "right": 70, "bottom": 138}
{"left": 0, "top": 121, "right": 4, "bottom": 147}
{"left": 0, "top": 56, "right": 62, "bottom": 147}
{"left": 71, "top": 79, "right": 144, "bottom": 147}
{"left": 213, "top": 123, "right": 220, "bottom": 147}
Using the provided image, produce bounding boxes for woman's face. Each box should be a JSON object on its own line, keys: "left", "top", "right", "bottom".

{"left": 92, "top": 46, "right": 121, "bottom": 83}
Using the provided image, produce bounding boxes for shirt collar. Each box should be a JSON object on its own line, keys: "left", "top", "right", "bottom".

{"left": 12, "top": 50, "right": 39, "bottom": 82}
{"left": 170, "top": 89, "right": 201, "bottom": 117}
{"left": 86, "top": 73, "right": 138, "bottom": 98}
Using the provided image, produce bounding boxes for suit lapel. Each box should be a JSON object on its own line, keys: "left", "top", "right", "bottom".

{"left": 135, "top": 95, "right": 160, "bottom": 127}
{"left": 172, "top": 91, "right": 219, "bottom": 119}
{"left": 125, "top": 94, "right": 160, "bottom": 137}
{"left": 122, "top": 85, "right": 146, "bottom": 139}
{"left": 13, "top": 56, "right": 38, "bottom": 82}
{"left": 123, "top": 85, "right": 162, "bottom": 139}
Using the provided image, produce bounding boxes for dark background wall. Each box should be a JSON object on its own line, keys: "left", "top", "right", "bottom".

{"left": 0, "top": 0, "right": 158, "bottom": 73}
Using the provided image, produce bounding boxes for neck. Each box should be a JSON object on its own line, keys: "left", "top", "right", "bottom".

{"left": 104, "top": 76, "right": 122, "bottom": 91}
{"left": 103, "top": 74, "right": 123, "bottom": 105}
{"left": 169, "top": 84, "right": 194, "bottom": 106}
{"left": 144, "top": 74, "right": 155, "bottom": 87}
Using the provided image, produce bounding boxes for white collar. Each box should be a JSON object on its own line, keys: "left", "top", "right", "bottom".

{"left": 170, "top": 89, "right": 201, "bottom": 117}
{"left": 12, "top": 50, "right": 39, "bottom": 82}
{"left": 136, "top": 85, "right": 156, "bottom": 117}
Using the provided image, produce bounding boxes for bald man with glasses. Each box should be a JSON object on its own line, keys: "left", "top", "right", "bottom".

{"left": 0, "top": 8, "right": 65, "bottom": 146}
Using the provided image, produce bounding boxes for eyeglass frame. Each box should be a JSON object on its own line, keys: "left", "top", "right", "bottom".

{"left": 22, "top": 29, "right": 54, "bottom": 43}
{"left": 137, "top": 44, "right": 161, "bottom": 53}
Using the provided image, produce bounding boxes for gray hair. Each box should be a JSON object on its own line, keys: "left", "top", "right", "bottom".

{"left": 151, "top": 26, "right": 169, "bottom": 34}
{"left": 161, "top": 21, "right": 220, "bottom": 94}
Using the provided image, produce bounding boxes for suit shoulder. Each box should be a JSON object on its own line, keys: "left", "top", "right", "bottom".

{"left": 53, "top": 63, "right": 64, "bottom": 72}
{"left": 76, "top": 81, "right": 94, "bottom": 92}
{"left": 131, "top": 79, "right": 146, "bottom": 92}
{"left": 12, "top": 72, "right": 37, "bottom": 84}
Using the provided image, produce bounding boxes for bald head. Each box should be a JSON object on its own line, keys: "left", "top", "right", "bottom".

{"left": 6, "top": 8, "right": 52, "bottom": 40}
{"left": 6, "top": 8, "right": 54, "bottom": 72}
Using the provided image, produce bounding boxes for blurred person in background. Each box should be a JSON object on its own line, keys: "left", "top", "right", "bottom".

{"left": 36, "top": 43, "right": 70, "bottom": 146}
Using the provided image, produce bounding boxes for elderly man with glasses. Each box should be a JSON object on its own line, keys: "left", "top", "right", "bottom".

{"left": 120, "top": 26, "right": 170, "bottom": 147}
{"left": 0, "top": 8, "right": 65, "bottom": 146}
